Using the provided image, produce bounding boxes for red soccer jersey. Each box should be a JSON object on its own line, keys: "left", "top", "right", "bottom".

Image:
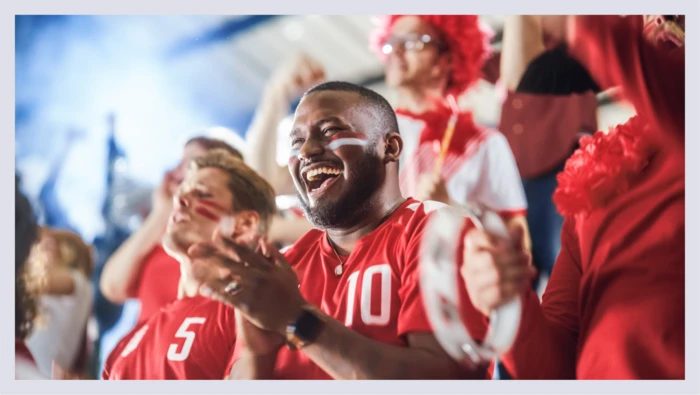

{"left": 232, "top": 198, "right": 440, "bottom": 379}
{"left": 135, "top": 245, "right": 181, "bottom": 324}
{"left": 103, "top": 296, "right": 236, "bottom": 380}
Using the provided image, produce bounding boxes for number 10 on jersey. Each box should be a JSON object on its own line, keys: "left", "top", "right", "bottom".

{"left": 344, "top": 264, "right": 392, "bottom": 326}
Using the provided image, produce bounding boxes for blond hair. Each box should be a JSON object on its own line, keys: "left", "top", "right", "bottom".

{"left": 190, "top": 149, "right": 277, "bottom": 234}
{"left": 186, "top": 136, "right": 244, "bottom": 161}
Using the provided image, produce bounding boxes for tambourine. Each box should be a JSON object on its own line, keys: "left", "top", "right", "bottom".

{"left": 419, "top": 203, "right": 522, "bottom": 367}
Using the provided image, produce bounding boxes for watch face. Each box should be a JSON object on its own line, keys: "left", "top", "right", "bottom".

{"left": 289, "top": 308, "right": 323, "bottom": 344}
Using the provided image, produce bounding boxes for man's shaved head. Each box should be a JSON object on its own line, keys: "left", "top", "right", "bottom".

{"left": 303, "top": 81, "right": 399, "bottom": 144}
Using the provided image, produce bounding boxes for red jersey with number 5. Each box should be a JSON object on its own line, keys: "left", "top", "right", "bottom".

{"left": 232, "top": 198, "right": 440, "bottom": 379}
{"left": 102, "top": 296, "right": 236, "bottom": 379}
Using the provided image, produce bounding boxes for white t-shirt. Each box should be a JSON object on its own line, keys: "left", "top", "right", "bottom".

{"left": 26, "top": 269, "right": 93, "bottom": 376}
{"left": 397, "top": 113, "right": 527, "bottom": 214}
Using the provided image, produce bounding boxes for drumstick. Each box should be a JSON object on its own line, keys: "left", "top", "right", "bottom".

{"left": 433, "top": 95, "right": 461, "bottom": 175}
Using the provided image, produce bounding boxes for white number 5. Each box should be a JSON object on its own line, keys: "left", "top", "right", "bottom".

{"left": 167, "top": 317, "right": 206, "bottom": 361}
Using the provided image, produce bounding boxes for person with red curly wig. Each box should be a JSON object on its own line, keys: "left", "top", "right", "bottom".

{"left": 459, "top": 15, "right": 685, "bottom": 379}
{"left": 370, "top": 15, "right": 530, "bottom": 248}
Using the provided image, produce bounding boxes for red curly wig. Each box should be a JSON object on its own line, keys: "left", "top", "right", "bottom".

{"left": 370, "top": 15, "right": 493, "bottom": 97}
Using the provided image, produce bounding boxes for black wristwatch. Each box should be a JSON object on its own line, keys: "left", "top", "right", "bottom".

{"left": 285, "top": 307, "right": 324, "bottom": 350}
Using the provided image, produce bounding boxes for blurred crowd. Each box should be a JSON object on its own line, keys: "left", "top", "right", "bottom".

{"left": 14, "top": 14, "right": 685, "bottom": 381}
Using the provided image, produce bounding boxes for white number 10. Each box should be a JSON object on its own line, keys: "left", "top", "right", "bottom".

{"left": 167, "top": 317, "right": 206, "bottom": 361}
{"left": 345, "top": 264, "right": 392, "bottom": 326}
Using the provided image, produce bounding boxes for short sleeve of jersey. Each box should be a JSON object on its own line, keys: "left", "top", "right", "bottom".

{"left": 102, "top": 325, "right": 133, "bottom": 380}
{"left": 476, "top": 133, "right": 528, "bottom": 215}
{"left": 396, "top": 202, "right": 446, "bottom": 336}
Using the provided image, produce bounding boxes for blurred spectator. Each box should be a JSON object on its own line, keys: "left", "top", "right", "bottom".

{"left": 102, "top": 149, "right": 276, "bottom": 379}
{"left": 460, "top": 15, "right": 684, "bottom": 379}
{"left": 15, "top": 176, "right": 44, "bottom": 379}
{"left": 498, "top": 15, "right": 600, "bottom": 289}
{"left": 25, "top": 227, "right": 95, "bottom": 378}
{"left": 99, "top": 136, "right": 241, "bottom": 325}
{"left": 370, "top": 15, "right": 530, "bottom": 247}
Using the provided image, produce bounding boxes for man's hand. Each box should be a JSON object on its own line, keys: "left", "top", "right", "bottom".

{"left": 234, "top": 239, "right": 287, "bottom": 356}
{"left": 538, "top": 15, "right": 572, "bottom": 42}
{"left": 51, "top": 361, "right": 85, "bottom": 380}
{"left": 416, "top": 172, "right": 451, "bottom": 204}
{"left": 235, "top": 308, "right": 286, "bottom": 356}
{"left": 188, "top": 233, "right": 305, "bottom": 336}
{"left": 270, "top": 52, "right": 326, "bottom": 101}
{"left": 460, "top": 226, "right": 535, "bottom": 317}
{"left": 151, "top": 169, "right": 178, "bottom": 221}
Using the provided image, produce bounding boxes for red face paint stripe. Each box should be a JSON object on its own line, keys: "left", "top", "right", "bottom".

{"left": 194, "top": 207, "right": 221, "bottom": 222}
{"left": 198, "top": 199, "right": 227, "bottom": 212}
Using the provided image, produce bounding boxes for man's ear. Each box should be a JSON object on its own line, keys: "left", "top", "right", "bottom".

{"left": 384, "top": 132, "right": 403, "bottom": 164}
{"left": 229, "top": 211, "right": 261, "bottom": 243}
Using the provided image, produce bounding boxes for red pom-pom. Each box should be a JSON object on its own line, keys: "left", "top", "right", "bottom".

{"left": 553, "top": 115, "right": 655, "bottom": 216}
{"left": 370, "top": 15, "right": 492, "bottom": 97}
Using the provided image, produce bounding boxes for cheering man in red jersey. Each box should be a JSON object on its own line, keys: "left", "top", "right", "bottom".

{"left": 102, "top": 150, "right": 276, "bottom": 379}
{"left": 460, "top": 15, "right": 685, "bottom": 379}
{"left": 190, "top": 81, "right": 475, "bottom": 380}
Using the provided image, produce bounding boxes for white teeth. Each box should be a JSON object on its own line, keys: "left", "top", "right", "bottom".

{"left": 305, "top": 167, "right": 342, "bottom": 181}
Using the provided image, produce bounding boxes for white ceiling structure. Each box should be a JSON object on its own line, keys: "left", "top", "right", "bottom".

{"left": 16, "top": 15, "right": 631, "bottom": 240}
{"left": 147, "top": 14, "right": 626, "bottom": 130}
{"left": 161, "top": 15, "right": 508, "bottom": 126}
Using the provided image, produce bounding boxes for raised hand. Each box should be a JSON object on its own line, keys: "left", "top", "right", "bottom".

{"left": 270, "top": 52, "right": 327, "bottom": 101}
{"left": 416, "top": 172, "right": 451, "bottom": 204}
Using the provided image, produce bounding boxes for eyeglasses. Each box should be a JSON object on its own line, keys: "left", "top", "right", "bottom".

{"left": 381, "top": 33, "right": 446, "bottom": 55}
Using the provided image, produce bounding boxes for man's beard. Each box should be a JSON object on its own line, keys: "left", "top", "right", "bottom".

{"left": 297, "top": 152, "right": 384, "bottom": 230}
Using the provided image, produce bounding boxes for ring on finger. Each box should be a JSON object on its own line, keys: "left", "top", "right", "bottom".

{"left": 224, "top": 281, "right": 240, "bottom": 294}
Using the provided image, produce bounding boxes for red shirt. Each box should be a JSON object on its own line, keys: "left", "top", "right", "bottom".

{"left": 136, "top": 245, "right": 180, "bottom": 324}
{"left": 567, "top": 15, "right": 684, "bottom": 146}
{"left": 103, "top": 296, "right": 236, "bottom": 380}
{"left": 499, "top": 90, "right": 598, "bottom": 178}
{"left": 497, "top": 142, "right": 684, "bottom": 379}
{"left": 469, "top": 15, "right": 685, "bottom": 379}
{"left": 234, "top": 198, "right": 436, "bottom": 379}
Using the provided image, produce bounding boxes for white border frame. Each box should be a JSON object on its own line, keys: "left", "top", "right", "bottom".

{"left": 3, "top": 1, "right": 698, "bottom": 394}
